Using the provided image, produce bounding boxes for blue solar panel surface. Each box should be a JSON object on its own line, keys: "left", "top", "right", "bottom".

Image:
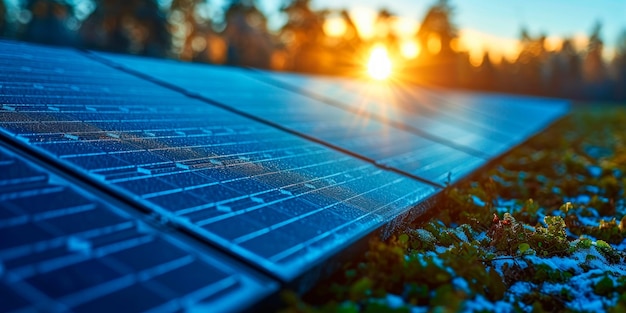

{"left": 95, "top": 53, "right": 487, "bottom": 185}
{"left": 0, "top": 41, "right": 437, "bottom": 284}
{"left": 0, "top": 143, "right": 275, "bottom": 313}
{"left": 252, "top": 71, "right": 569, "bottom": 157}
{"left": 0, "top": 39, "right": 569, "bottom": 312}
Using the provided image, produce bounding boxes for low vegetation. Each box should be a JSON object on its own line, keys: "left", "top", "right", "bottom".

{"left": 280, "top": 106, "right": 626, "bottom": 312}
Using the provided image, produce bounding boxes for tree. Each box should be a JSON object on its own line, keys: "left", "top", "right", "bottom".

{"left": 339, "top": 9, "right": 360, "bottom": 47}
{"left": 582, "top": 22, "right": 611, "bottom": 100}
{"left": 79, "top": 0, "right": 170, "bottom": 57}
{"left": 20, "top": 0, "right": 78, "bottom": 46}
{"left": 413, "top": 0, "right": 459, "bottom": 86}
{"left": 326, "top": 9, "right": 364, "bottom": 76}
{"left": 222, "top": 0, "right": 273, "bottom": 68}
{"left": 373, "top": 8, "right": 399, "bottom": 57}
{"left": 416, "top": 0, "right": 456, "bottom": 58}
{"left": 168, "top": 0, "right": 226, "bottom": 63}
{"left": 612, "top": 30, "right": 626, "bottom": 101}
{"left": 474, "top": 52, "right": 495, "bottom": 90}
{"left": 511, "top": 28, "right": 558, "bottom": 96}
{"left": 0, "top": 0, "right": 6, "bottom": 37}
{"left": 583, "top": 22, "right": 607, "bottom": 83}
{"left": 169, "top": 0, "right": 204, "bottom": 60}
{"left": 278, "top": 0, "right": 325, "bottom": 73}
{"left": 548, "top": 38, "right": 582, "bottom": 99}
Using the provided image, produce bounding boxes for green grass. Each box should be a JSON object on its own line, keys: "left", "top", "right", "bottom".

{"left": 279, "top": 106, "right": 626, "bottom": 313}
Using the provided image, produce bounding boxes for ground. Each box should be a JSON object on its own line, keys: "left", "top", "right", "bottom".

{"left": 279, "top": 105, "right": 626, "bottom": 312}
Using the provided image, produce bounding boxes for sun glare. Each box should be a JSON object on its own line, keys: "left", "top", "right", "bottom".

{"left": 367, "top": 45, "right": 392, "bottom": 80}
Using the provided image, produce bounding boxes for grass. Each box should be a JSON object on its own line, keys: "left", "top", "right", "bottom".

{"left": 279, "top": 106, "right": 626, "bottom": 313}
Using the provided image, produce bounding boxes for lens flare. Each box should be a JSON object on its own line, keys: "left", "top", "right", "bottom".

{"left": 367, "top": 45, "right": 392, "bottom": 80}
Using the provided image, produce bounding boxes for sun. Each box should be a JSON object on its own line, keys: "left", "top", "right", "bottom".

{"left": 367, "top": 44, "right": 392, "bottom": 80}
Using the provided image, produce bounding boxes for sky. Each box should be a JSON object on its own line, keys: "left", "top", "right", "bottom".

{"left": 305, "top": 0, "right": 626, "bottom": 62}
{"left": 5, "top": 0, "right": 626, "bottom": 61}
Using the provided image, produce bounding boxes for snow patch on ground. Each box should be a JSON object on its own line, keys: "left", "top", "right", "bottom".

{"left": 508, "top": 281, "right": 533, "bottom": 296}
{"left": 385, "top": 294, "right": 405, "bottom": 309}
{"left": 587, "top": 165, "right": 603, "bottom": 178}
{"left": 543, "top": 269, "right": 617, "bottom": 311}
{"left": 462, "top": 294, "right": 514, "bottom": 312}
{"left": 491, "top": 246, "right": 625, "bottom": 312}
{"left": 491, "top": 257, "right": 526, "bottom": 275}
{"left": 471, "top": 195, "right": 486, "bottom": 207}
{"left": 410, "top": 307, "right": 429, "bottom": 313}
{"left": 472, "top": 230, "right": 488, "bottom": 242}
{"left": 434, "top": 245, "right": 448, "bottom": 254}
{"left": 525, "top": 254, "right": 579, "bottom": 272}
{"left": 421, "top": 252, "right": 447, "bottom": 269}
{"left": 452, "top": 228, "right": 469, "bottom": 242}
{"left": 452, "top": 277, "right": 470, "bottom": 293}
{"left": 577, "top": 215, "right": 600, "bottom": 227}
{"left": 574, "top": 194, "right": 591, "bottom": 204}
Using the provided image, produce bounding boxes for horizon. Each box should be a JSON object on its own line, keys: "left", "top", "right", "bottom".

{"left": 3, "top": 0, "right": 625, "bottom": 63}
{"left": 303, "top": 0, "right": 624, "bottom": 63}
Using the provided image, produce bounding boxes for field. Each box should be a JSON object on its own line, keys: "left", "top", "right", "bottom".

{"left": 281, "top": 105, "right": 626, "bottom": 312}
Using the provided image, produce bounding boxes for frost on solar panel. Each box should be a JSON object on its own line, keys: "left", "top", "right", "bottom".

{"left": 0, "top": 40, "right": 437, "bottom": 281}
{"left": 95, "top": 52, "right": 487, "bottom": 185}
{"left": 0, "top": 144, "right": 275, "bottom": 313}
{"left": 251, "top": 71, "right": 569, "bottom": 157}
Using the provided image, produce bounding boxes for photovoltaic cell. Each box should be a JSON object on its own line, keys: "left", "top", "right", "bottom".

{"left": 0, "top": 40, "right": 436, "bottom": 282}
{"left": 95, "top": 52, "right": 487, "bottom": 184}
{"left": 252, "top": 71, "right": 569, "bottom": 157}
{"left": 0, "top": 144, "right": 275, "bottom": 313}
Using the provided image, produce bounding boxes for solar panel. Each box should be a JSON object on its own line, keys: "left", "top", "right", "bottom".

{"left": 250, "top": 71, "right": 569, "bottom": 157}
{"left": 0, "top": 143, "right": 275, "bottom": 312}
{"left": 94, "top": 52, "right": 488, "bottom": 185}
{"left": 0, "top": 40, "right": 437, "bottom": 283}
{"left": 0, "top": 40, "right": 570, "bottom": 311}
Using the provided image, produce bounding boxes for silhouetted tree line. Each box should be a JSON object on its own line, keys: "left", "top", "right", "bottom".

{"left": 1, "top": 0, "right": 625, "bottom": 102}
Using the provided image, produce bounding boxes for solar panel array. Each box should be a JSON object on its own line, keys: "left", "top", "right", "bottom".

{"left": 94, "top": 53, "right": 488, "bottom": 185}
{"left": 0, "top": 39, "right": 569, "bottom": 312}
{"left": 0, "top": 143, "right": 275, "bottom": 313}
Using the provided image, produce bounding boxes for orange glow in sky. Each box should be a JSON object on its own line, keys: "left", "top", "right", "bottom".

{"left": 346, "top": 7, "right": 521, "bottom": 63}
{"left": 348, "top": 8, "right": 377, "bottom": 39}
{"left": 457, "top": 29, "right": 521, "bottom": 64}
{"left": 310, "top": 0, "right": 623, "bottom": 61}
{"left": 400, "top": 40, "right": 420, "bottom": 59}
{"left": 323, "top": 16, "right": 347, "bottom": 37}
{"left": 339, "top": 6, "right": 613, "bottom": 67}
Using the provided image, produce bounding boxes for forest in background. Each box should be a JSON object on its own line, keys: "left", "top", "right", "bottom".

{"left": 1, "top": 0, "right": 626, "bottom": 102}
